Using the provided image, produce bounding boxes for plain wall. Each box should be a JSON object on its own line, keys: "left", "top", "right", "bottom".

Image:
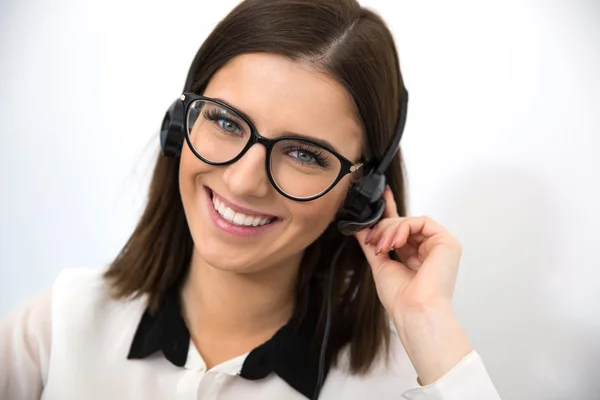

{"left": 1, "top": 0, "right": 599, "bottom": 399}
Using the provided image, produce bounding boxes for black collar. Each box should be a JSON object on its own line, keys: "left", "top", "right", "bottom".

{"left": 127, "top": 289, "right": 329, "bottom": 399}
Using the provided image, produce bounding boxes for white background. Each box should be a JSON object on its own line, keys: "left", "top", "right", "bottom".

{"left": 1, "top": 0, "right": 599, "bottom": 398}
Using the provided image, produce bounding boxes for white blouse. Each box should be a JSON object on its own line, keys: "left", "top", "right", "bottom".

{"left": 0, "top": 268, "right": 501, "bottom": 400}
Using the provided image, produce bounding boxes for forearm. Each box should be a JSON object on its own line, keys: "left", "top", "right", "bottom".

{"left": 395, "top": 304, "right": 473, "bottom": 386}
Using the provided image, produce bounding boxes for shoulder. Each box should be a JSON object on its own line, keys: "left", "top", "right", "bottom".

{"left": 50, "top": 267, "right": 148, "bottom": 334}
{"left": 324, "top": 323, "right": 420, "bottom": 397}
{"left": 0, "top": 289, "right": 53, "bottom": 398}
{"left": 44, "top": 268, "right": 148, "bottom": 388}
{"left": 52, "top": 266, "right": 108, "bottom": 297}
{"left": 1, "top": 288, "right": 52, "bottom": 336}
{"left": 0, "top": 267, "right": 122, "bottom": 398}
{"left": 51, "top": 267, "right": 108, "bottom": 304}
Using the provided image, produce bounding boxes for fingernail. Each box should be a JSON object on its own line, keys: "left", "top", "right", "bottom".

{"left": 365, "top": 229, "right": 374, "bottom": 244}
{"left": 376, "top": 237, "right": 384, "bottom": 255}
{"left": 389, "top": 234, "right": 397, "bottom": 251}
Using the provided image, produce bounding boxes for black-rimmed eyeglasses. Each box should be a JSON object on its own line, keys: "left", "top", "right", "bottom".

{"left": 179, "top": 93, "right": 363, "bottom": 201}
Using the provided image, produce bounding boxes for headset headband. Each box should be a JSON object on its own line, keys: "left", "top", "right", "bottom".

{"left": 336, "top": 85, "right": 409, "bottom": 235}
{"left": 376, "top": 86, "right": 408, "bottom": 174}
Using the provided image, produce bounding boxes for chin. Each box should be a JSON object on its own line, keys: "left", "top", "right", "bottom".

{"left": 199, "top": 251, "right": 253, "bottom": 273}
{"left": 192, "top": 239, "right": 283, "bottom": 275}
{"left": 188, "top": 225, "right": 253, "bottom": 269}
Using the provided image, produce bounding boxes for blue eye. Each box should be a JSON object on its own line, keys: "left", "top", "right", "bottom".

{"left": 204, "top": 108, "right": 244, "bottom": 136}
{"left": 217, "top": 119, "right": 241, "bottom": 134}
{"left": 289, "top": 149, "right": 316, "bottom": 164}
{"left": 284, "top": 145, "right": 332, "bottom": 169}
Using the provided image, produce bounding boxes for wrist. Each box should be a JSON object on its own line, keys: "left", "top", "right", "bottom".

{"left": 392, "top": 300, "right": 454, "bottom": 332}
{"left": 393, "top": 303, "right": 473, "bottom": 386}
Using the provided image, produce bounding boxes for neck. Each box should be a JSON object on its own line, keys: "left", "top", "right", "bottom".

{"left": 181, "top": 249, "right": 302, "bottom": 342}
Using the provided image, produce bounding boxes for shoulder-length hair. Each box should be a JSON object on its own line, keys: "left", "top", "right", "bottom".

{"left": 105, "top": 0, "right": 407, "bottom": 374}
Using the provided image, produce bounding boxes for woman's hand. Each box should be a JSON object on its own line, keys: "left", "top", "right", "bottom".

{"left": 354, "top": 185, "right": 472, "bottom": 385}
{"left": 355, "top": 185, "right": 462, "bottom": 322}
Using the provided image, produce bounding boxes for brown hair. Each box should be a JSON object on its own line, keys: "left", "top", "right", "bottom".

{"left": 105, "top": 0, "right": 407, "bottom": 374}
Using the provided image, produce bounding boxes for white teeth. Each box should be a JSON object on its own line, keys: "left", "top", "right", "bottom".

{"left": 211, "top": 194, "right": 272, "bottom": 227}
{"left": 223, "top": 207, "right": 235, "bottom": 221}
{"left": 232, "top": 213, "right": 245, "bottom": 225}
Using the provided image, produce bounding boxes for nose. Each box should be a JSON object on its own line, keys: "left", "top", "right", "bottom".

{"left": 222, "top": 143, "right": 271, "bottom": 198}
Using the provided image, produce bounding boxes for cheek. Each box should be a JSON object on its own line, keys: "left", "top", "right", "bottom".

{"left": 179, "top": 144, "right": 211, "bottom": 190}
{"left": 284, "top": 178, "right": 350, "bottom": 239}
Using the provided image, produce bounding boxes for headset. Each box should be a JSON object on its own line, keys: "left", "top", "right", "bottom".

{"left": 160, "top": 86, "right": 408, "bottom": 235}
{"left": 160, "top": 82, "right": 409, "bottom": 399}
{"left": 336, "top": 86, "right": 408, "bottom": 236}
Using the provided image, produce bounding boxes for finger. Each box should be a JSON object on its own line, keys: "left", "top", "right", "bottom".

{"left": 366, "top": 216, "right": 445, "bottom": 248}
{"left": 364, "top": 217, "right": 405, "bottom": 245}
{"left": 406, "top": 216, "right": 449, "bottom": 239}
{"left": 375, "top": 221, "right": 402, "bottom": 255}
{"left": 407, "top": 233, "right": 427, "bottom": 247}
{"left": 395, "top": 245, "right": 421, "bottom": 271}
{"left": 392, "top": 218, "right": 462, "bottom": 274}
{"left": 382, "top": 185, "right": 400, "bottom": 219}
{"left": 387, "top": 222, "right": 425, "bottom": 270}
{"left": 403, "top": 253, "right": 424, "bottom": 272}
{"left": 354, "top": 229, "right": 391, "bottom": 266}
{"left": 354, "top": 229, "right": 414, "bottom": 283}
{"left": 366, "top": 220, "right": 396, "bottom": 248}
{"left": 389, "top": 217, "right": 453, "bottom": 260}
{"left": 390, "top": 217, "right": 449, "bottom": 246}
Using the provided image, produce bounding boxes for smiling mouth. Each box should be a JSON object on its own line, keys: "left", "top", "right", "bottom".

{"left": 208, "top": 189, "right": 276, "bottom": 227}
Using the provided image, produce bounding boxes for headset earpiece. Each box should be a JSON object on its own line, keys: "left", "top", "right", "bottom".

{"left": 337, "top": 87, "right": 409, "bottom": 236}
{"left": 337, "top": 170, "right": 386, "bottom": 235}
{"left": 160, "top": 97, "right": 186, "bottom": 157}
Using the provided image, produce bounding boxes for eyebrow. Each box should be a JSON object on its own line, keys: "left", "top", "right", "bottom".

{"left": 211, "top": 97, "right": 341, "bottom": 154}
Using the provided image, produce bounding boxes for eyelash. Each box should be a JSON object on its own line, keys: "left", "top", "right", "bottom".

{"left": 204, "top": 108, "right": 243, "bottom": 133}
{"left": 285, "top": 144, "right": 332, "bottom": 169}
{"left": 202, "top": 107, "right": 331, "bottom": 168}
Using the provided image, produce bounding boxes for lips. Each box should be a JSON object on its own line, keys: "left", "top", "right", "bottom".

{"left": 204, "top": 187, "right": 279, "bottom": 237}
{"left": 211, "top": 194, "right": 274, "bottom": 227}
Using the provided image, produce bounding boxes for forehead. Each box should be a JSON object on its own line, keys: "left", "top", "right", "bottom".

{"left": 202, "top": 53, "right": 363, "bottom": 160}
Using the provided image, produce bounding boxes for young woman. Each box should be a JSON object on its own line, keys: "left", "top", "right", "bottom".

{"left": 1, "top": 1, "right": 501, "bottom": 399}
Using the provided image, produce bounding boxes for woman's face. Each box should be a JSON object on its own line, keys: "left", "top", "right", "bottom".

{"left": 179, "top": 53, "right": 362, "bottom": 274}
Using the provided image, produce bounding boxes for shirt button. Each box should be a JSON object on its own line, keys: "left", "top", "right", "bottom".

{"left": 215, "top": 374, "right": 226, "bottom": 384}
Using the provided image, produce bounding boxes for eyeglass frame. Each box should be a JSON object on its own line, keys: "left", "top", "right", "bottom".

{"left": 178, "top": 92, "right": 364, "bottom": 202}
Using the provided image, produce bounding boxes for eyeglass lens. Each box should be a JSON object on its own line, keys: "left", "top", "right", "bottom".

{"left": 186, "top": 100, "right": 343, "bottom": 199}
